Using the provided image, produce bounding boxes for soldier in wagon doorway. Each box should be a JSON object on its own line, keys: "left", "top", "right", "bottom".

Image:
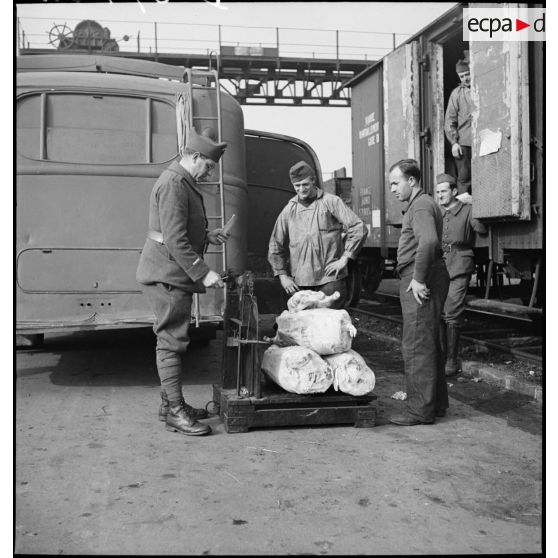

{"left": 445, "top": 57, "right": 473, "bottom": 201}
{"left": 435, "top": 173, "right": 487, "bottom": 376}
{"left": 388, "top": 159, "right": 450, "bottom": 426}
{"left": 267, "top": 160, "right": 368, "bottom": 309}
{"left": 136, "top": 130, "right": 228, "bottom": 437}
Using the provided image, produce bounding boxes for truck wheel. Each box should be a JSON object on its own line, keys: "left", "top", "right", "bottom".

{"left": 362, "top": 256, "right": 385, "bottom": 297}
{"left": 345, "top": 261, "right": 362, "bottom": 308}
{"left": 16, "top": 333, "right": 44, "bottom": 349}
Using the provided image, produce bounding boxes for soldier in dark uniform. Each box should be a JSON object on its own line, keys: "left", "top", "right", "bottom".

{"left": 435, "top": 173, "right": 487, "bottom": 376}
{"left": 136, "top": 130, "right": 228, "bottom": 436}
{"left": 388, "top": 159, "right": 450, "bottom": 426}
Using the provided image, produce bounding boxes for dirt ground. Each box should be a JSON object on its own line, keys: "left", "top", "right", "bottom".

{"left": 15, "top": 321, "right": 542, "bottom": 555}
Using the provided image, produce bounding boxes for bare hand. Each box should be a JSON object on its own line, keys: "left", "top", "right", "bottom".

{"left": 452, "top": 143, "right": 463, "bottom": 159}
{"left": 407, "top": 278, "right": 430, "bottom": 305}
{"left": 325, "top": 256, "right": 349, "bottom": 279}
{"left": 202, "top": 270, "right": 224, "bottom": 288}
{"left": 279, "top": 275, "right": 299, "bottom": 295}
{"left": 206, "top": 228, "right": 230, "bottom": 245}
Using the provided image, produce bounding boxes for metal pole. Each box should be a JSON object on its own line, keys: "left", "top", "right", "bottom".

{"left": 137, "top": 30, "right": 140, "bottom": 53}
{"left": 392, "top": 33, "right": 396, "bottom": 51}
{"left": 17, "top": 17, "right": 21, "bottom": 51}
{"left": 336, "top": 29, "right": 339, "bottom": 62}
{"left": 218, "top": 24, "right": 221, "bottom": 53}
{"left": 154, "top": 21, "right": 158, "bottom": 60}
{"left": 276, "top": 27, "right": 279, "bottom": 55}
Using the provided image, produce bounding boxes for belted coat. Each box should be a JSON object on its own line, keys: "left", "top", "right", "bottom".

{"left": 136, "top": 161, "right": 210, "bottom": 292}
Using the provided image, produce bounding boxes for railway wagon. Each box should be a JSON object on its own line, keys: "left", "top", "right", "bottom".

{"left": 345, "top": 3, "right": 543, "bottom": 315}
{"left": 16, "top": 54, "right": 324, "bottom": 346}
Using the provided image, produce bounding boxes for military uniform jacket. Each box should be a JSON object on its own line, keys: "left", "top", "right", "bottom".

{"left": 136, "top": 161, "right": 210, "bottom": 292}
{"left": 442, "top": 201, "right": 487, "bottom": 279}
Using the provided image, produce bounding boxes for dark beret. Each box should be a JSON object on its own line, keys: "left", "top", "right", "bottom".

{"left": 436, "top": 173, "right": 457, "bottom": 186}
{"left": 186, "top": 129, "right": 227, "bottom": 162}
{"left": 289, "top": 161, "right": 315, "bottom": 183}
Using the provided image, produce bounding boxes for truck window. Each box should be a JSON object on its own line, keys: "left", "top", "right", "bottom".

{"left": 17, "top": 93, "right": 177, "bottom": 165}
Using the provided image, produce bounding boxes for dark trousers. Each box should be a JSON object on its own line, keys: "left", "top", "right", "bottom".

{"left": 454, "top": 145, "right": 471, "bottom": 195}
{"left": 399, "top": 261, "right": 450, "bottom": 421}
{"left": 141, "top": 282, "right": 193, "bottom": 401}
{"left": 283, "top": 278, "right": 348, "bottom": 310}
{"left": 443, "top": 273, "right": 471, "bottom": 326}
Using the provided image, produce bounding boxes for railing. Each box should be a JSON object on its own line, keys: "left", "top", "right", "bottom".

{"left": 17, "top": 16, "right": 411, "bottom": 61}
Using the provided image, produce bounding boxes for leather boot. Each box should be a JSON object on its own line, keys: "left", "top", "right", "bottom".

{"left": 159, "top": 390, "right": 209, "bottom": 421}
{"left": 445, "top": 324, "right": 461, "bottom": 377}
{"left": 166, "top": 399, "right": 212, "bottom": 436}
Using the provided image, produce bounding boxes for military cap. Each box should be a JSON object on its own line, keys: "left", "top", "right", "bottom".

{"left": 456, "top": 59, "right": 469, "bottom": 73}
{"left": 289, "top": 160, "right": 315, "bottom": 183}
{"left": 436, "top": 173, "right": 457, "bottom": 187}
{"left": 186, "top": 129, "right": 227, "bottom": 162}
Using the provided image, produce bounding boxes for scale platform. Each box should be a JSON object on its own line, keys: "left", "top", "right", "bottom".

{"left": 217, "top": 272, "right": 377, "bottom": 433}
{"left": 213, "top": 382, "right": 377, "bottom": 433}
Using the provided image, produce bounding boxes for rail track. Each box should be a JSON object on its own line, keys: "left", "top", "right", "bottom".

{"left": 352, "top": 292, "right": 543, "bottom": 365}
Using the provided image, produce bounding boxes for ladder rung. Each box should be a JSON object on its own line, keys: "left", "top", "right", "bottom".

{"left": 193, "top": 116, "right": 219, "bottom": 120}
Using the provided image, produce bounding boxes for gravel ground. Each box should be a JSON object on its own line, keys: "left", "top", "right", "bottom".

{"left": 349, "top": 310, "right": 543, "bottom": 387}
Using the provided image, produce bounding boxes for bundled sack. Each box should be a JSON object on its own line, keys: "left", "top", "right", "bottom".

{"left": 261, "top": 345, "right": 333, "bottom": 394}
{"left": 324, "top": 349, "right": 376, "bottom": 396}
{"left": 268, "top": 308, "right": 357, "bottom": 355}
{"left": 287, "top": 290, "right": 340, "bottom": 312}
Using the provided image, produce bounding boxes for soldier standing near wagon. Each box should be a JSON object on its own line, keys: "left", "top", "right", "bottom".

{"left": 267, "top": 160, "right": 368, "bottom": 309}
{"left": 136, "top": 130, "right": 228, "bottom": 437}
{"left": 435, "top": 173, "right": 487, "bottom": 376}
{"left": 388, "top": 159, "right": 450, "bottom": 426}
{"left": 445, "top": 57, "right": 473, "bottom": 199}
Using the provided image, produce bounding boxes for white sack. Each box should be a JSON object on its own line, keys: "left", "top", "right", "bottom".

{"left": 261, "top": 345, "right": 333, "bottom": 394}
{"left": 270, "top": 308, "right": 357, "bottom": 355}
{"left": 287, "top": 290, "right": 340, "bottom": 312}
{"left": 324, "top": 349, "right": 376, "bottom": 396}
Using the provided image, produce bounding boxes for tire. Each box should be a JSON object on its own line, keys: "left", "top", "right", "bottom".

{"left": 16, "top": 333, "right": 44, "bottom": 349}
{"left": 361, "top": 255, "right": 385, "bottom": 298}
{"left": 345, "top": 260, "right": 362, "bottom": 308}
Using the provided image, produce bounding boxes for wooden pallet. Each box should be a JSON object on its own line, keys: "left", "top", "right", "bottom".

{"left": 213, "top": 383, "right": 377, "bottom": 433}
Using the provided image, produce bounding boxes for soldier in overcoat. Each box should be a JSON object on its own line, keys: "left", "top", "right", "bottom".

{"left": 136, "top": 130, "right": 228, "bottom": 436}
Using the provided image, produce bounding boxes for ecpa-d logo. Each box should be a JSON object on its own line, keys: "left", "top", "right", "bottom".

{"left": 464, "top": 7, "right": 545, "bottom": 41}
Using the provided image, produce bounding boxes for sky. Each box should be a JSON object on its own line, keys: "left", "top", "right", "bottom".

{"left": 15, "top": 1, "right": 458, "bottom": 177}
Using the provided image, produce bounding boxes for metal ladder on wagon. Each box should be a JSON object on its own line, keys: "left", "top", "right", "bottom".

{"left": 180, "top": 68, "right": 228, "bottom": 328}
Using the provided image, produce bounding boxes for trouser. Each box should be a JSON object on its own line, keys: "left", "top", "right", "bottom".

{"left": 399, "top": 261, "right": 450, "bottom": 421}
{"left": 443, "top": 273, "right": 471, "bottom": 326}
{"left": 454, "top": 145, "right": 471, "bottom": 195}
{"left": 141, "top": 282, "right": 193, "bottom": 402}
{"left": 283, "top": 278, "right": 348, "bottom": 309}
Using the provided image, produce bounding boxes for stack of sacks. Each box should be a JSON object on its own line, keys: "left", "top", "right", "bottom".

{"left": 261, "top": 290, "right": 375, "bottom": 396}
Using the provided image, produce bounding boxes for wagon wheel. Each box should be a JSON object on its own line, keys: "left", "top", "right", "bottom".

{"left": 48, "top": 23, "right": 74, "bottom": 49}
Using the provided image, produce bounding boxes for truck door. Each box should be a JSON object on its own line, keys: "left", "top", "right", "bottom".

{"left": 470, "top": 40, "right": 530, "bottom": 220}
{"left": 383, "top": 41, "right": 421, "bottom": 227}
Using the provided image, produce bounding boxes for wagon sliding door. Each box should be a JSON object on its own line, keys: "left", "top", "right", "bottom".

{"left": 383, "top": 41, "right": 420, "bottom": 227}
{"left": 470, "top": 40, "right": 530, "bottom": 220}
